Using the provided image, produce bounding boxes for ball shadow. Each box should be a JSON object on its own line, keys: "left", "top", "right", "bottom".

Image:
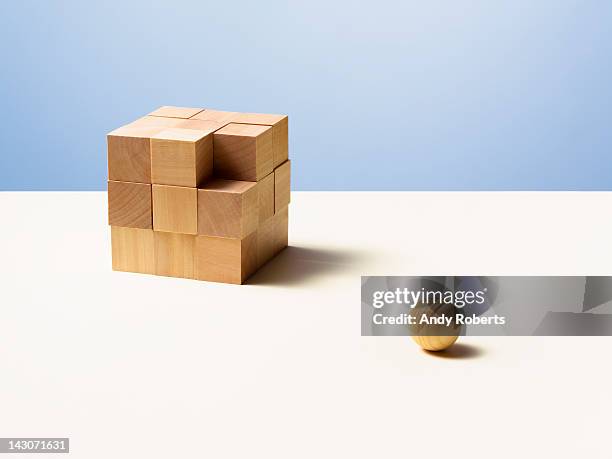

{"left": 422, "top": 343, "right": 486, "bottom": 360}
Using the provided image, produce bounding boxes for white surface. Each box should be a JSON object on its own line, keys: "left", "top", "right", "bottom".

{"left": 1, "top": 191, "right": 612, "bottom": 458}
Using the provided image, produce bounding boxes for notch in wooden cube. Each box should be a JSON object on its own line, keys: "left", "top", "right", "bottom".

{"left": 213, "top": 123, "right": 274, "bottom": 181}
{"left": 152, "top": 184, "right": 198, "bottom": 234}
{"left": 108, "top": 180, "right": 152, "bottom": 229}
{"left": 154, "top": 232, "right": 196, "bottom": 279}
{"left": 151, "top": 128, "right": 213, "bottom": 187}
{"left": 274, "top": 160, "right": 291, "bottom": 213}
{"left": 195, "top": 233, "right": 257, "bottom": 284}
{"left": 148, "top": 106, "right": 204, "bottom": 119}
{"left": 258, "top": 173, "right": 274, "bottom": 223}
{"left": 108, "top": 126, "right": 161, "bottom": 184}
{"left": 231, "top": 113, "right": 288, "bottom": 169}
{"left": 197, "top": 179, "right": 258, "bottom": 238}
{"left": 257, "top": 207, "right": 289, "bottom": 268}
{"left": 111, "top": 226, "right": 155, "bottom": 274}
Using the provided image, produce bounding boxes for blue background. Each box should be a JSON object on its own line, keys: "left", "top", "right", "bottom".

{"left": 1, "top": 0, "right": 611, "bottom": 190}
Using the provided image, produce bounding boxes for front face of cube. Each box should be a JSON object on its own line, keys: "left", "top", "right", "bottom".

{"left": 107, "top": 106, "right": 291, "bottom": 284}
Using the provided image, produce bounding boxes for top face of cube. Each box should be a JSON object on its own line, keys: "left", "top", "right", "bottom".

{"left": 148, "top": 106, "right": 204, "bottom": 119}
{"left": 231, "top": 112, "right": 287, "bottom": 126}
{"left": 190, "top": 109, "right": 238, "bottom": 124}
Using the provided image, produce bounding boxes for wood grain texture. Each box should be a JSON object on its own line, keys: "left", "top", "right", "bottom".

{"left": 128, "top": 116, "right": 184, "bottom": 128}
{"left": 107, "top": 125, "right": 161, "bottom": 184}
{"left": 411, "top": 335, "right": 459, "bottom": 351}
{"left": 111, "top": 226, "right": 155, "bottom": 274}
{"left": 231, "top": 113, "right": 288, "bottom": 168}
{"left": 195, "top": 233, "right": 257, "bottom": 284}
{"left": 256, "top": 206, "right": 289, "bottom": 268}
{"left": 151, "top": 128, "right": 213, "bottom": 187}
{"left": 175, "top": 119, "right": 224, "bottom": 132}
{"left": 197, "top": 179, "right": 258, "bottom": 238}
{"left": 152, "top": 184, "right": 198, "bottom": 234}
{"left": 258, "top": 172, "right": 274, "bottom": 223}
{"left": 274, "top": 160, "right": 291, "bottom": 213}
{"left": 213, "top": 123, "right": 274, "bottom": 181}
{"left": 108, "top": 180, "right": 152, "bottom": 229}
{"left": 190, "top": 109, "right": 238, "bottom": 125}
{"left": 148, "top": 106, "right": 204, "bottom": 119}
{"left": 154, "top": 231, "right": 196, "bottom": 279}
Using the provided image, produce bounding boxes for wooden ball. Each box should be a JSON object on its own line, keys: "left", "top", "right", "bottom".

{"left": 412, "top": 335, "right": 458, "bottom": 351}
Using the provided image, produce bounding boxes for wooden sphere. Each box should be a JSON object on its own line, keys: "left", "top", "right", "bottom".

{"left": 412, "top": 335, "right": 458, "bottom": 351}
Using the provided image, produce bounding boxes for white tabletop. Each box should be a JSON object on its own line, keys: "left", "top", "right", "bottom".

{"left": 1, "top": 191, "right": 611, "bottom": 458}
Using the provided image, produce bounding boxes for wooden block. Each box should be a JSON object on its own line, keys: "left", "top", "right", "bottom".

{"left": 258, "top": 172, "right": 274, "bottom": 223}
{"left": 108, "top": 180, "right": 152, "bottom": 229}
{"left": 256, "top": 206, "right": 289, "bottom": 268}
{"left": 152, "top": 184, "right": 198, "bottom": 234}
{"left": 195, "top": 233, "right": 257, "bottom": 284}
{"left": 274, "top": 160, "right": 291, "bottom": 213}
{"left": 154, "top": 231, "right": 196, "bottom": 279}
{"left": 174, "top": 119, "right": 225, "bottom": 132}
{"left": 190, "top": 109, "right": 238, "bottom": 125}
{"left": 231, "top": 113, "right": 288, "bottom": 168}
{"left": 213, "top": 123, "right": 273, "bottom": 181}
{"left": 148, "top": 106, "right": 204, "bottom": 119}
{"left": 128, "top": 116, "right": 184, "bottom": 129}
{"left": 151, "top": 128, "right": 213, "bottom": 187}
{"left": 111, "top": 226, "right": 155, "bottom": 274}
{"left": 107, "top": 126, "right": 161, "bottom": 184}
{"left": 197, "top": 179, "right": 258, "bottom": 238}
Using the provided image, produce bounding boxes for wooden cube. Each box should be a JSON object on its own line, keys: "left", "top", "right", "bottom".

{"left": 274, "top": 160, "right": 291, "bottom": 213}
{"left": 190, "top": 109, "right": 238, "bottom": 125}
{"left": 152, "top": 184, "right": 198, "bottom": 234}
{"left": 148, "top": 106, "right": 204, "bottom": 119}
{"left": 231, "top": 113, "right": 288, "bottom": 168}
{"left": 154, "top": 232, "right": 196, "bottom": 279}
{"left": 195, "top": 233, "right": 257, "bottom": 284}
{"left": 213, "top": 123, "right": 274, "bottom": 181}
{"left": 108, "top": 180, "right": 152, "bottom": 229}
{"left": 107, "top": 126, "right": 160, "bottom": 184}
{"left": 258, "top": 173, "right": 274, "bottom": 223}
{"left": 197, "top": 179, "right": 257, "bottom": 238}
{"left": 111, "top": 226, "right": 155, "bottom": 274}
{"left": 151, "top": 128, "right": 213, "bottom": 187}
{"left": 257, "top": 206, "right": 289, "bottom": 268}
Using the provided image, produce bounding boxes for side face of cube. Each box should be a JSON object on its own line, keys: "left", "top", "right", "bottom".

{"left": 152, "top": 184, "right": 198, "bottom": 234}
{"left": 111, "top": 227, "right": 156, "bottom": 274}
{"left": 108, "top": 180, "right": 152, "bottom": 229}
{"left": 213, "top": 123, "right": 274, "bottom": 181}
{"left": 195, "top": 233, "right": 257, "bottom": 284}
{"left": 107, "top": 126, "right": 161, "bottom": 184}
{"left": 151, "top": 128, "right": 213, "bottom": 187}
{"left": 197, "top": 179, "right": 258, "bottom": 238}
{"left": 257, "top": 173, "right": 275, "bottom": 223}
{"left": 154, "top": 232, "right": 196, "bottom": 279}
{"left": 274, "top": 160, "right": 291, "bottom": 213}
